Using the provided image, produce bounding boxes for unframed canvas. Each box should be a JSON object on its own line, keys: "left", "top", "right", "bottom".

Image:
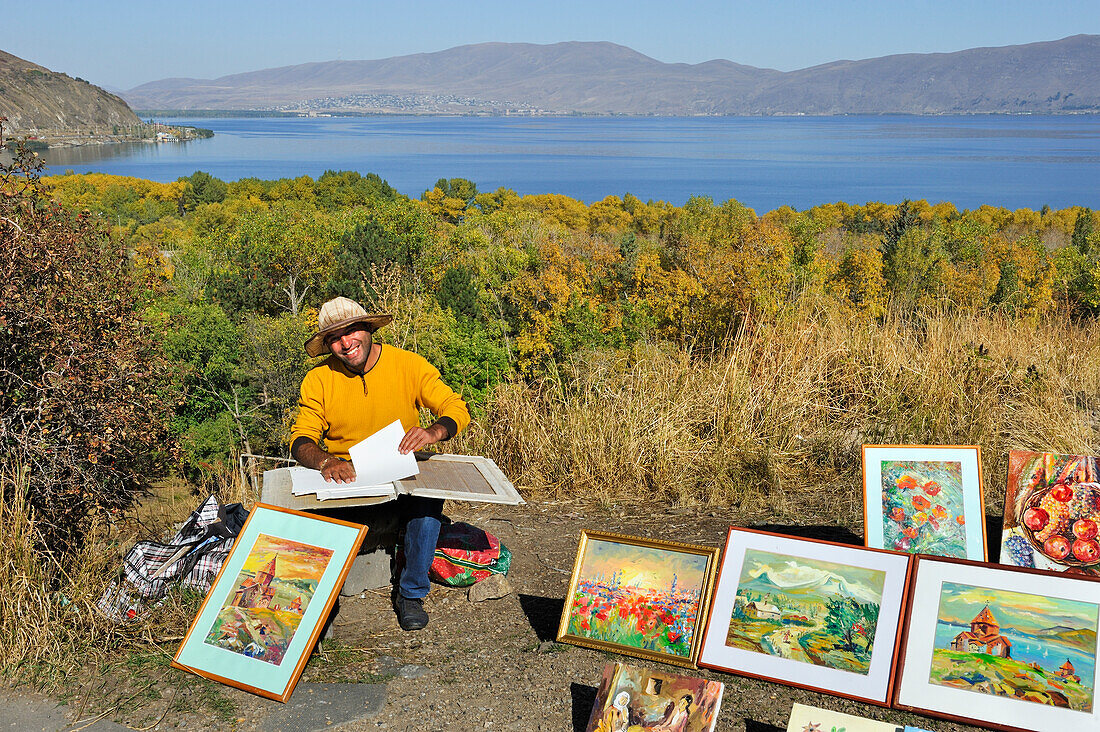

{"left": 784, "top": 702, "right": 901, "bottom": 732}
{"left": 894, "top": 555, "right": 1100, "bottom": 732}
{"left": 862, "top": 445, "right": 986, "bottom": 560}
{"left": 1000, "top": 449, "right": 1100, "bottom": 576}
{"left": 585, "top": 661, "right": 724, "bottom": 732}
{"left": 558, "top": 531, "right": 719, "bottom": 668}
{"left": 172, "top": 504, "right": 366, "bottom": 702}
{"left": 697, "top": 527, "right": 912, "bottom": 705}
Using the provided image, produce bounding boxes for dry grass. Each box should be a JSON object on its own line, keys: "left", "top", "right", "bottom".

{"left": 456, "top": 309, "right": 1100, "bottom": 526}
{"left": 0, "top": 459, "right": 259, "bottom": 686}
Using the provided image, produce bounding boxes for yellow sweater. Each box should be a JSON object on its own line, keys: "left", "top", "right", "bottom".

{"left": 289, "top": 345, "right": 471, "bottom": 459}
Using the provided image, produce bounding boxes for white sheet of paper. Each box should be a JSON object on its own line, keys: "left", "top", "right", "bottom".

{"left": 315, "top": 483, "right": 397, "bottom": 500}
{"left": 348, "top": 419, "right": 421, "bottom": 485}
{"left": 287, "top": 420, "right": 419, "bottom": 496}
{"left": 287, "top": 465, "right": 335, "bottom": 495}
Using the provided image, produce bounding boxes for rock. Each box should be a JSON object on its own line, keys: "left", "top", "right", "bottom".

{"left": 340, "top": 549, "right": 392, "bottom": 596}
{"left": 397, "top": 663, "right": 428, "bottom": 679}
{"left": 259, "top": 682, "right": 386, "bottom": 731}
{"left": 467, "top": 573, "right": 512, "bottom": 602}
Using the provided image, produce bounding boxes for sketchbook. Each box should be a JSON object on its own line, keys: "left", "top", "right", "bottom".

{"left": 289, "top": 420, "right": 418, "bottom": 500}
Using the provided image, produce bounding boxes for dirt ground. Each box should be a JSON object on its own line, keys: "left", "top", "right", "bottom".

{"left": 46, "top": 498, "right": 989, "bottom": 732}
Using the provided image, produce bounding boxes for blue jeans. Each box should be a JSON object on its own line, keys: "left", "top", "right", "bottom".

{"left": 398, "top": 495, "right": 444, "bottom": 600}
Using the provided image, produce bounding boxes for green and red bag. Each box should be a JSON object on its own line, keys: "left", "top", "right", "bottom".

{"left": 429, "top": 521, "right": 512, "bottom": 587}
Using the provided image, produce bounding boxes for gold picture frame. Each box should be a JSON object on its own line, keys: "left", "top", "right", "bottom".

{"left": 557, "top": 530, "right": 719, "bottom": 668}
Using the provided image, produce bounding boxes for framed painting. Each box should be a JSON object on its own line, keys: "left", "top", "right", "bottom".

{"left": 172, "top": 503, "right": 366, "bottom": 702}
{"left": 862, "top": 444, "right": 986, "bottom": 560}
{"left": 697, "top": 528, "right": 912, "bottom": 705}
{"left": 584, "top": 662, "right": 724, "bottom": 732}
{"left": 557, "top": 531, "right": 720, "bottom": 668}
{"left": 1000, "top": 450, "right": 1100, "bottom": 576}
{"left": 894, "top": 556, "right": 1100, "bottom": 732}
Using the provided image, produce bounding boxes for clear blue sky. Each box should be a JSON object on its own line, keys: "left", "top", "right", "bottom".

{"left": 5, "top": 1, "right": 1100, "bottom": 90}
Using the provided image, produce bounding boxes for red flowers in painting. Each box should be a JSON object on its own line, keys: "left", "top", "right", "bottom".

{"left": 896, "top": 475, "right": 919, "bottom": 491}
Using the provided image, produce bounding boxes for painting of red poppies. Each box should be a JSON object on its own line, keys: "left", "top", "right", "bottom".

{"left": 558, "top": 531, "right": 719, "bottom": 667}
{"left": 863, "top": 446, "right": 986, "bottom": 561}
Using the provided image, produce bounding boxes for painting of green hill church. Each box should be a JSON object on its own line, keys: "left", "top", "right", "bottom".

{"left": 929, "top": 582, "right": 1099, "bottom": 711}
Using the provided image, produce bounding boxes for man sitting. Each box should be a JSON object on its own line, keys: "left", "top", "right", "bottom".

{"left": 290, "top": 297, "right": 470, "bottom": 630}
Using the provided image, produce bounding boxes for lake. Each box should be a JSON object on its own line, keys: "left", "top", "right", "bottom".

{"left": 40, "top": 115, "right": 1100, "bottom": 212}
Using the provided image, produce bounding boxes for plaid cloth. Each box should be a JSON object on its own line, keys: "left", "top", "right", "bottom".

{"left": 96, "top": 495, "right": 248, "bottom": 621}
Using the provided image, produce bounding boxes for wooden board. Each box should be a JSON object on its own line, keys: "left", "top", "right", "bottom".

{"left": 261, "top": 453, "right": 523, "bottom": 511}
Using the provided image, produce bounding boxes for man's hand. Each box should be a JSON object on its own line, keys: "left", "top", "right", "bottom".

{"left": 398, "top": 423, "right": 448, "bottom": 454}
{"left": 321, "top": 456, "right": 357, "bottom": 483}
{"left": 292, "top": 437, "right": 358, "bottom": 483}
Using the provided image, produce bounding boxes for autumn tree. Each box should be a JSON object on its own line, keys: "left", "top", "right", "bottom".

{"left": 0, "top": 135, "right": 171, "bottom": 552}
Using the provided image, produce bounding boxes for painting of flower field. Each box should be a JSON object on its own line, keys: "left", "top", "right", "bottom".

{"left": 881, "top": 459, "right": 967, "bottom": 556}
{"left": 559, "top": 532, "right": 718, "bottom": 666}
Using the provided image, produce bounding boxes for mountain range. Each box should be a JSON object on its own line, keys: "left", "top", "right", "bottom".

{"left": 121, "top": 36, "right": 1100, "bottom": 115}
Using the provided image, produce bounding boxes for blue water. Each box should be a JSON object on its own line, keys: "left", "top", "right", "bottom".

{"left": 935, "top": 621, "right": 1097, "bottom": 688}
{"left": 40, "top": 115, "right": 1100, "bottom": 212}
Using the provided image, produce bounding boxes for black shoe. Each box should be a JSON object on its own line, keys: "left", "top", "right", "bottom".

{"left": 395, "top": 595, "right": 429, "bottom": 631}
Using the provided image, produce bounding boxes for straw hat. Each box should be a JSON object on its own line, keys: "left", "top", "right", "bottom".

{"left": 304, "top": 297, "right": 392, "bottom": 357}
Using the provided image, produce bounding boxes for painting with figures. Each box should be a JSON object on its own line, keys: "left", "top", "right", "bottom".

{"left": 585, "top": 662, "right": 724, "bottom": 732}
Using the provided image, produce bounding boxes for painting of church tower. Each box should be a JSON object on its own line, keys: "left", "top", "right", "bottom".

{"left": 232, "top": 553, "right": 279, "bottom": 609}
{"left": 950, "top": 605, "right": 1012, "bottom": 658}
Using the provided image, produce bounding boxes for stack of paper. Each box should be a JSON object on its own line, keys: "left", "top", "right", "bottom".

{"left": 288, "top": 420, "right": 420, "bottom": 501}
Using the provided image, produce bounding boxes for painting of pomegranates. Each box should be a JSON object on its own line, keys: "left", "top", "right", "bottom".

{"left": 1001, "top": 451, "right": 1100, "bottom": 574}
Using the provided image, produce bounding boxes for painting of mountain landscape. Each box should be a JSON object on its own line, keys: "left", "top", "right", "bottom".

{"left": 726, "top": 549, "right": 886, "bottom": 674}
{"left": 204, "top": 533, "right": 333, "bottom": 666}
{"left": 929, "top": 582, "right": 1099, "bottom": 711}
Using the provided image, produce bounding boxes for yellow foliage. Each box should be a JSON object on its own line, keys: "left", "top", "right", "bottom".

{"left": 421, "top": 187, "right": 468, "bottom": 224}
{"left": 507, "top": 193, "right": 590, "bottom": 231}
{"left": 44, "top": 173, "right": 186, "bottom": 204}
{"left": 587, "top": 195, "right": 633, "bottom": 239}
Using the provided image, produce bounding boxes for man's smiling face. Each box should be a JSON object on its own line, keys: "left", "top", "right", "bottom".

{"left": 326, "top": 323, "right": 373, "bottom": 370}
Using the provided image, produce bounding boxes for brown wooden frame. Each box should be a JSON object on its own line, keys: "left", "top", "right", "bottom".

{"left": 171, "top": 503, "right": 366, "bottom": 702}
{"left": 696, "top": 526, "right": 913, "bottom": 706}
{"left": 861, "top": 444, "right": 988, "bottom": 561}
{"left": 891, "top": 554, "right": 1100, "bottom": 732}
{"left": 556, "top": 530, "right": 720, "bottom": 668}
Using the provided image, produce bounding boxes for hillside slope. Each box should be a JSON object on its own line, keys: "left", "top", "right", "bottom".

{"left": 0, "top": 50, "right": 141, "bottom": 133}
